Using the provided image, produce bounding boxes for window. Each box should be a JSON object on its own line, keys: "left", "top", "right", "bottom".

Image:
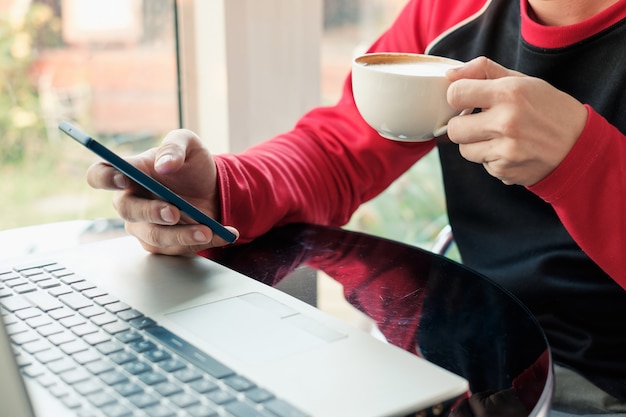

{"left": 1, "top": 0, "right": 448, "bottom": 256}
{"left": 0, "top": 0, "right": 178, "bottom": 231}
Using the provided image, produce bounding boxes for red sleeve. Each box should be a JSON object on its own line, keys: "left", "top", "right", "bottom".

{"left": 215, "top": 0, "right": 487, "bottom": 242}
{"left": 528, "top": 106, "right": 626, "bottom": 287}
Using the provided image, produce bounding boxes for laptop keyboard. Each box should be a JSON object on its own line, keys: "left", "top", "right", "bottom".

{"left": 0, "top": 260, "right": 309, "bottom": 417}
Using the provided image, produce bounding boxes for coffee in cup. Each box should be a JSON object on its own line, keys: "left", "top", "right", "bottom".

{"left": 352, "top": 53, "right": 463, "bottom": 142}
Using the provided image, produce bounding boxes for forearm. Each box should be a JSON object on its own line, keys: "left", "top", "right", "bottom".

{"left": 529, "top": 106, "right": 626, "bottom": 287}
{"left": 215, "top": 99, "right": 433, "bottom": 242}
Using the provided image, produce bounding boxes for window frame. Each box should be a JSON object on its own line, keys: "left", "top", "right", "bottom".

{"left": 176, "top": 0, "right": 322, "bottom": 154}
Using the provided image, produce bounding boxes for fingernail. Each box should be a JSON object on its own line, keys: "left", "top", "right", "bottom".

{"left": 155, "top": 154, "right": 174, "bottom": 171}
{"left": 113, "top": 173, "right": 127, "bottom": 189}
{"left": 160, "top": 206, "right": 175, "bottom": 223}
{"left": 193, "top": 230, "right": 209, "bottom": 243}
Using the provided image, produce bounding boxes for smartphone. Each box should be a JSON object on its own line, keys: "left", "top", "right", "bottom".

{"left": 58, "top": 120, "right": 237, "bottom": 244}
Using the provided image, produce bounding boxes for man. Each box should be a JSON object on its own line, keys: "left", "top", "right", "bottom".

{"left": 87, "top": 0, "right": 626, "bottom": 414}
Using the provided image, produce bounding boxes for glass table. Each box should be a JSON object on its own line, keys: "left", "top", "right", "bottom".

{"left": 0, "top": 220, "right": 553, "bottom": 416}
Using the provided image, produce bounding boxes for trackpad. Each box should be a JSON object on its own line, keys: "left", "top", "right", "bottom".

{"left": 166, "top": 292, "right": 346, "bottom": 365}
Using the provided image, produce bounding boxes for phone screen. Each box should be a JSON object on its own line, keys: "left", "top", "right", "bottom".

{"left": 59, "top": 121, "right": 237, "bottom": 244}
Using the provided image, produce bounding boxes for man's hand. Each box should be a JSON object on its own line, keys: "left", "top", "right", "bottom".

{"left": 86, "top": 129, "right": 238, "bottom": 255}
{"left": 445, "top": 56, "right": 588, "bottom": 186}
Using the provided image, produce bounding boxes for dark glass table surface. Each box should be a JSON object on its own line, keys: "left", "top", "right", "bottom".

{"left": 203, "top": 222, "right": 553, "bottom": 417}
{"left": 1, "top": 220, "right": 553, "bottom": 416}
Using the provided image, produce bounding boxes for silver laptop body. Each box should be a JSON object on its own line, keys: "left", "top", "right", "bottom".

{"left": 0, "top": 236, "right": 468, "bottom": 417}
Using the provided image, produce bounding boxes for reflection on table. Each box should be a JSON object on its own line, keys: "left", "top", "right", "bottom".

{"left": 203, "top": 223, "right": 553, "bottom": 417}
{"left": 0, "top": 220, "right": 553, "bottom": 416}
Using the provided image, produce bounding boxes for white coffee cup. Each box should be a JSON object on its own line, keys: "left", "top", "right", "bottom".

{"left": 352, "top": 53, "right": 464, "bottom": 142}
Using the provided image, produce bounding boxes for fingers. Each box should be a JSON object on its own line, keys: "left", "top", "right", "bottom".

{"left": 86, "top": 162, "right": 127, "bottom": 191}
{"left": 446, "top": 56, "right": 523, "bottom": 82}
{"left": 154, "top": 129, "right": 203, "bottom": 174}
{"left": 126, "top": 222, "right": 239, "bottom": 256}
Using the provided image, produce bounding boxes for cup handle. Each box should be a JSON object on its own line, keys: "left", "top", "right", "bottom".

{"left": 432, "top": 108, "right": 473, "bottom": 138}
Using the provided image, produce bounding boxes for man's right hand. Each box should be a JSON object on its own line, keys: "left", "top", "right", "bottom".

{"left": 86, "top": 129, "right": 239, "bottom": 256}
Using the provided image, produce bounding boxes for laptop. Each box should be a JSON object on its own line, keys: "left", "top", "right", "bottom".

{"left": 0, "top": 235, "right": 468, "bottom": 417}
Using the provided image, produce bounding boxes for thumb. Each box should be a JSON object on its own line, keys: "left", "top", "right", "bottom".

{"left": 154, "top": 129, "right": 201, "bottom": 174}
{"left": 446, "top": 56, "right": 522, "bottom": 81}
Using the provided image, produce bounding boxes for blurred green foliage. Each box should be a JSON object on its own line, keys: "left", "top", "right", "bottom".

{"left": 0, "top": 3, "right": 61, "bottom": 164}
{"left": 346, "top": 149, "right": 460, "bottom": 260}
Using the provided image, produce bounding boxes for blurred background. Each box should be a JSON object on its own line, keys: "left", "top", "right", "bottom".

{"left": 0, "top": 0, "right": 455, "bottom": 258}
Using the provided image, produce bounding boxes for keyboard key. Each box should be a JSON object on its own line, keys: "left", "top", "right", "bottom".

{"left": 14, "top": 261, "right": 55, "bottom": 273}
{"left": 16, "top": 307, "right": 41, "bottom": 320}
{"left": 73, "top": 349, "right": 101, "bottom": 365}
{"left": 109, "top": 351, "right": 137, "bottom": 365}
{"left": 1, "top": 295, "right": 32, "bottom": 311}
{"left": 35, "top": 347, "right": 64, "bottom": 364}
{"left": 49, "top": 306, "right": 74, "bottom": 320}
{"left": 113, "top": 381, "right": 143, "bottom": 397}
{"left": 143, "top": 404, "right": 176, "bottom": 417}
{"left": 82, "top": 287, "right": 107, "bottom": 299}
{"left": 26, "top": 315, "right": 53, "bottom": 328}
{"left": 90, "top": 312, "right": 117, "bottom": 326}
{"left": 129, "top": 316, "right": 156, "bottom": 330}
{"left": 189, "top": 378, "right": 218, "bottom": 394}
{"left": 245, "top": 387, "right": 274, "bottom": 403}
{"left": 48, "top": 358, "right": 76, "bottom": 374}
{"left": 101, "top": 403, "right": 133, "bottom": 417}
{"left": 144, "top": 349, "right": 171, "bottom": 363}
{"left": 59, "top": 293, "right": 93, "bottom": 310}
{"left": 59, "top": 315, "right": 87, "bottom": 328}
{"left": 173, "top": 367, "right": 203, "bottom": 383}
{"left": 117, "top": 309, "right": 143, "bottom": 321}
{"left": 123, "top": 360, "right": 152, "bottom": 375}
{"left": 61, "top": 395, "right": 83, "bottom": 409}
{"left": 153, "top": 381, "right": 183, "bottom": 397}
{"left": 49, "top": 285, "right": 73, "bottom": 297}
{"left": 138, "top": 371, "right": 167, "bottom": 386}
{"left": 6, "top": 277, "right": 29, "bottom": 288}
{"left": 74, "top": 378, "right": 103, "bottom": 396}
{"left": 14, "top": 283, "right": 37, "bottom": 294}
{"left": 102, "top": 321, "right": 130, "bottom": 335}
{"left": 71, "top": 322, "right": 99, "bottom": 337}
{"left": 93, "top": 294, "right": 119, "bottom": 306}
{"left": 25, "top": 291, "right": 64, "bottom": 311}
{"left": 72, "top": 281, "right": 96, "bottom": 292}
{"left": 37, "top": 278, "right": 60, "bottom": 289}
{"left": 96, "top": 340, "right": 124, "bottom": 355}
{"left": 224, "top": 375, "right": 255, "bottom": 391}
{"left": 224, "top": 401, "right": 265, "bottom": 417}
{"left": 86, "top": 391, "right": 117, "bottom": 407}
{"left": 60, "top": 339, "right": 89, "bottom": 355}
{"left": 12, "top": 329, "right": 40, "bottom": 345}
{"left": 170, "top": 392, "right": 200, "bottom": 408}
{"left": 99, "top": 370, "right": 128, "bottom": 386}
{"left": 59, "top": 274, "right": 84, "bottom": 285}
{"left": 85, "top": 360, "right": 114, "bottom": 375}
{"left": 78, "top": 305, "right": 106, "bottom": 319}
{"left": 159, "top": 358, "right": 186, "bottom": 373}
{"left": 22, "top": 339, "right": 51, "bottom": 354}
{"left": 48, "top": 330, "right": 77, "bottom": 345}
{"left": 105, "top": 301, "right": 130, "bottom": 314}
{"left": 37, "top": 322, "right": 65, "bottom": 337}
{"left": 206, "top": 389, "right": 236, "bottom": 405}
{"left": 60, "top": 368, "right": 91, "bottom": 385}
{"left": 116, "top": 330, "right": 142, "bottom": 344}
{"left": 83, "top": 330, "right": 111, "bottom": 346}
{"left": 186, "top": 404, "right": 219, "bottom": 417}
{"left": 264, "top": 398, "right": 310, "bottom": 417}
{"left": 146, "top": 326, "right": 234, "bottom": 379}
{"left": 129, "top": 339, "right": 156, "bottom": 353}
{"left": 128, "top": 392, "right": 160, "bottom": 408}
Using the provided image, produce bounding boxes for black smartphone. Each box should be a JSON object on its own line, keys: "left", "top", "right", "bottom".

{"left": 59, "top": 120, "right": 237, "bottom": 244}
